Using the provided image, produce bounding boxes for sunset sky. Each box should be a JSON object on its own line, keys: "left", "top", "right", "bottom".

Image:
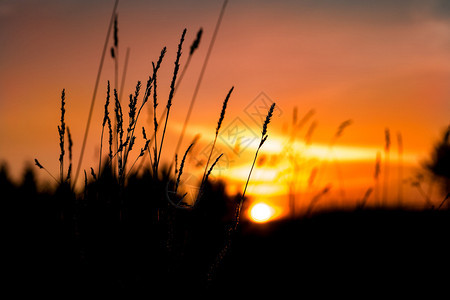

{"left": 1, "top": 0, "right": 449, "bottom": 216}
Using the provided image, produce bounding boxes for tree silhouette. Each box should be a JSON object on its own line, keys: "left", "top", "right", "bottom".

{"left": 426, "top": 125, "right": 450, "bottom": 195}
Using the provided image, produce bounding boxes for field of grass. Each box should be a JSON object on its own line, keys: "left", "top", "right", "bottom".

{"left": 3, "top": 168, "right": 449, "bottom": 297}
{"left": 2, "top": 1, "right": 449, "bottom": 297}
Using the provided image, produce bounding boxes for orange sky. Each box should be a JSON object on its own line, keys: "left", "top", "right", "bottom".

{"left": 0, "top": 0, "right": 449, "bottom": 212}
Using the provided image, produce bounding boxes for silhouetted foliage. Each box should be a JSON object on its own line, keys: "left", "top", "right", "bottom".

{"left": 3, "top": 157, "right": 450, "bottom": 297}
{"left": 426, "top": 126, "right": 450, "bottom": 194}
{"left": 4, "top": 3, "right": 449, "bottom": 295}
{"left": 0, "top": 162, "right": 16, "bottom": 198}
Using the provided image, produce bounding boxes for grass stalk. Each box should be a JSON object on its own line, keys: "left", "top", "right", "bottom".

{"left": 119, "top": 47, "right": 130, "bottom": 103}
{"left": 437, "top": 193, "right": 449, "bottom": 210}
{"left": 113, "top": 88, "right": 124, "bottom": 178}
{"left": 165, "top": 142, "right": 194, "bottom": 210}
{"left": 135, "top": 28, "right": 203, "bottom": 175}
{"left": 204, "top": 153, "right": 223, "bottom": 185}
{"left": 34, "top": 159, "right": 59, "bottom": 184}
{"left": 383, "top": 128, "right": 391, "bottom": 206}
{"left": 174, "top": 0, "right": 229, "bottom": 157}
{"left": 397, "top": 131, "right": 403, "bottom": 206}
{"left": 314, "top": 119, "right": 352, "bottom": 197}
{"left": 125, "top": 138, "right": 150, "bottom": 180}
{"left": 411, "top": 176, "right": 434, "bottom": 208}
{"left": 113, "top": 14, "right": 119, "bottom": 95}
{"left": 175, "top": 143, "right": 194, "bottom": 193}
{"left": 121, "top": 81, "right": 141, "bottom": 175}
{"left": 67, "top": 126, "right": 73, "bottom": 183}
{"left": 201, "top": 87, "right": 233, "bottom": 185}
{"left": 374, "top": 151, "right": 381, "bottom": 206}
{"left": 58, "top": 89, "right": 66, "bottom": 183}
{"left": 305, "top": 185, "right": 332, "bottom": 216}
{"left": 99, "top": 81, "right": 111, "bottom": 176}
{"left": 152, "top": 63, "right": 160, "bottom": 176}
{"left": 73, "top": 0, "right": 119, "bottom": 188}
{"left": 235, "top": 103, "right": 275, "bottom": 228}
{"left": 130, "top": 47, "right": 166, "bottom": 176}
{"left": 358, "top": 187, "right": 373, "bottom": 209}
{"left": 156, "top": 29, "right": 186, "bottom": 174}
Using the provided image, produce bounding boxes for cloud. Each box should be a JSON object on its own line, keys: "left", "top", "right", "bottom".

{"left": 259, "top": 0, "right": 450, "bottom": 24}
{"left": 431, "top": 0, "right": 450, "bottom": 19}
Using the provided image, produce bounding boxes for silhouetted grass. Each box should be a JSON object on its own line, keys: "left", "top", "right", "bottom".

{"left": 25, "top": 23, "right": 269, "bottom": 295}
{"left": 74, "top": 0, "right": 119, "bottom": 186}
{"left": 200, "top": 86, "right": 233, "bottom": 190}
{"left": 5, "top": 2, "right": 450, "bottom": 297}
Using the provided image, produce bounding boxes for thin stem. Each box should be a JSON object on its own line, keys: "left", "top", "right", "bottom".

{"left": 201, "top": 134, "right": 218, "bottom": 184}
{"left": 35, "top": 159, "right": 60, "bottom": 184}
{"left": 99, "top": 125, "right": 105, "bottom": 176}
{"left": 235, "top": 146, "right": 261, "bottom": 228}
{"left": 119, "top": 47, "right": 130, "bottom": 103}
{"left": 125, "top": 154, "right": 141, "bottom": 180}
{"left": 437, "top": 193, "right": 449, "bottom": 210}
{"left": 174, "top": 0, "right": 229, "bottom": 157}
{"left": 156, "top": 29, "right": 186, "bottom": 172}
{"left": 73, "top": 0, "right": 119, "bottom": 188}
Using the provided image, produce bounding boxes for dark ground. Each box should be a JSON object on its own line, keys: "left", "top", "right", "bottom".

{"left": 6, "top": 206, "right": 449, "bottom": 297}
{"left": 211, "top": 209, "right": 450, "bottom": 297}
{"left": 2, "top": 168, "right": 449, "bottom": 297}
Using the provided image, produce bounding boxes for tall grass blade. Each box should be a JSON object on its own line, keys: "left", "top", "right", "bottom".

{"left": 73, "top": 0, "right": 119, "bottom": 188}
{"left": 156, "top": 29, "right": 186, "bottom": 174}
{"left": 235, "top": 103, "right": 275, "bottom": 228}
{"left": 174, "top": 0, "right": 229, "bottom": 156}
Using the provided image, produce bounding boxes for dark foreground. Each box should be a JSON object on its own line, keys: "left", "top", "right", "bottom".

{"left": 213, "top": 209, "right": 450, "bottom": 297}
{"left": 6, "top": 200, "right": 449, "bottom": 297}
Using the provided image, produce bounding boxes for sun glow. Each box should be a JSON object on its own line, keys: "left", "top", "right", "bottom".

{"left": 258, "top": 138, "right": 418, "bottom": 163}
{"left": 249, "top": 202, "right": 276, "bottom": 223}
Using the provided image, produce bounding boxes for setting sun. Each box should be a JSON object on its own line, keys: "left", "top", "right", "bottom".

{"left": 250, "top": 203, "right": 276, "bottom": 223}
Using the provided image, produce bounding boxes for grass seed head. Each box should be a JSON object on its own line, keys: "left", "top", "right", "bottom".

{"left": 374, "top": 151, "right": 381, "bottom": 180}
{"left": 262, "top": 103, "right": 275, "bottom": 138}
{"left": 167, "top": 29, "right": 186, "bottom": 110}
{"left": 34, "top": 159, "right": 44, "bottom": 169}
{"left": 58, "top": 89, "right": 66, "bottom": 165}
{"left": 335, "top": 119, "right": 352, "bottom": 139}
{"left": 190, "top": 28, "right": 203, "bottom": 56}
{"left": 114, "top": 89, "right": 124, "bottom": 142}
{"left": 142, "top": 126, "right": 147, "bottom": 140}
{"left": 107, "top": 116, "right": 113, "bottom": 160}
{"left": 128, "top": 81, "right": 141, "bottom": 129}
{"left": 204, "top": 153, "right": 223, "bottom": 184}
{"left": 103, "top": 81, "right": 111, "bottom": 127}
{"left": 216, "top": 86, "right": 233, "bottom": 135}
{"left": 113, "top": 14, "right": 118, "bottom": 47}
{"left": 176, "top": 142, "right": 194, "bottom": 192}
{"left": 260, "top": 103, "right": 275, "bottom": 147}
{"left": 385, "top": 128, "right": 391, "bottom": 152}
{"left": 397, "top": 132, "right": 403, "bottom": 155}
{"left": 67, "top": 127, "right": 73, "bottom": 162}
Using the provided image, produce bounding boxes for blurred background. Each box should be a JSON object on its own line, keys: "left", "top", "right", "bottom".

{"left": 1, "top": 0, "right": 449, "bottom": 219}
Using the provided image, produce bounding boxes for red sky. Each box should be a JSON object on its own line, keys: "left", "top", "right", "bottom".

{"left": 1, "top": 0, "right": 449, "bottom": 211}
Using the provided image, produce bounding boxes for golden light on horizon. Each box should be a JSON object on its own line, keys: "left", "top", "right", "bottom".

{"left": 217, "top": 134, "right": 419, "bottom": 198}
